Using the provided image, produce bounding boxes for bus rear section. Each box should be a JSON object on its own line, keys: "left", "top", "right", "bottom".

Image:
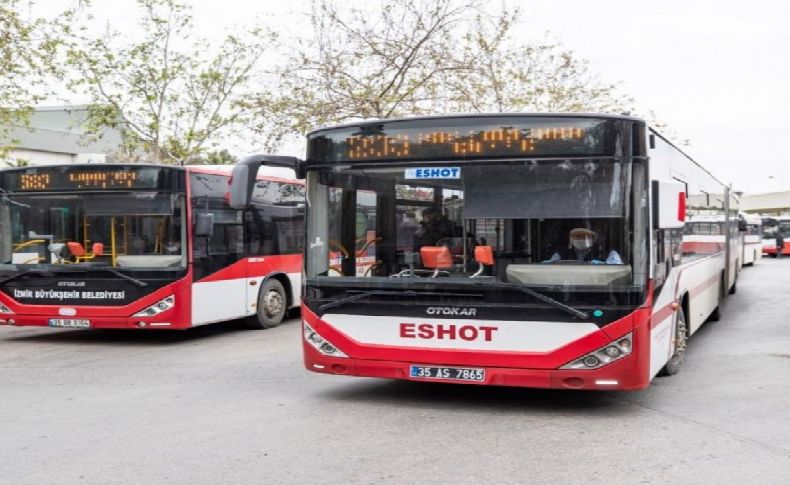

{"left": 292, "top": 114, "right": 738, "bottom": 391}
{"left": 0, "top": 164, "right": 304, "bottom": 330}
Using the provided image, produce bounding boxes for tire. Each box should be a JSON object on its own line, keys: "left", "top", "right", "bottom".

{"left": 245, "top": 279, "right": 288, "bottom": 329}
{"left": 708, "top": 305, "right": 721, "bottom": 322}
{"left": 708, "top": 277, "right": 725, "bottom": 322}
{"left": 658, "top": 308, "right": 688, "bottom": 377}
{"left": 728, "top": 277, "right": 737, "bottom": 295}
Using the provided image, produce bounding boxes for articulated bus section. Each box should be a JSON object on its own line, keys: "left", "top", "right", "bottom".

{"left": 293, "top": 114, "right": 741, "bottom": 391}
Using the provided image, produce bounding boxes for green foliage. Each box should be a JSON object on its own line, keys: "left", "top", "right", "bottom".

{"left": 190, "top": 148, "right": 238, "bottom": 165}
{"left": 67, "top": 0, "right": 275, "bottom": 165}
{"left": 0, "top": 0, "right": 77, "bottom": 160}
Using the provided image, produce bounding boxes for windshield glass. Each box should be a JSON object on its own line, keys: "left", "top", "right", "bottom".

{"left": 0, "top": 192, "right": 187, "bottom": 271}
{"left": 305, "top": 159, "right": 648, "bottom": 301}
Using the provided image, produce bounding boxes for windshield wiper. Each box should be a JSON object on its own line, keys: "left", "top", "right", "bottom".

{"left": 0, "top": 269, "right": 47, "bottom": 286}
{"left": 319, "top": 290, "right": 419, "bottom": 312}
{"left": 479, "top": 282, "right": 589, "bottom": 320}
{"left": 0, "top": 266, "right": 148, "bottom": 287}
{"left": 0, "top": 188, "right": 29, "bottom": 208}
{"left": 317, "top": 289, "right": 483, "bottom": 312}
{"left": 46, "top": 266, "right": 148, "bottom": 288}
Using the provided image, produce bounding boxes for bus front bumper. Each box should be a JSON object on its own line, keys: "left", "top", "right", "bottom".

{"left": 0, "top": 314, "right": 189, "bottom": 330}
{"left": 303, "top": 341, "right": 650, "bottom": 391}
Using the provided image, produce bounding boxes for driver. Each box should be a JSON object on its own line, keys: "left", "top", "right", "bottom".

{"left": 545, "top": 227, "right": 623, "bottom": 264}
{"left": 413, "top": 207, "right": 454, "bottom": 249}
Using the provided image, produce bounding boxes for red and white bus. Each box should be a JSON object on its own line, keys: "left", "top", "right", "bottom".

{"left": 762, "top": 216, "right": 790, "bottom": 257}
{"left": 234, "top": 114, "right": 742, "bottom": 390}
{"left": 740, "top": 214, "right": 762, "bottom": 266}
{"left": 0, "top": 163, "right": 304, "bottom": 330}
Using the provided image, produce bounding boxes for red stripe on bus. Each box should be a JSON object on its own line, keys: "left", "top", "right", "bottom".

{"left": 651, "top": 302, "right": 675, "bottom": 329}
{"left": 689, "top": 273, "right": 720, "bottom": 298}
{"left": 196, "top": 254, "right": 302, "bottom": 283}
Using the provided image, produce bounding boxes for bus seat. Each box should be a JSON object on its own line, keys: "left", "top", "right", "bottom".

{"left": 472, "top": 245, "right": 494, "bottom": 277}
{"left": 67, "top": 242, "right": 86, "bottom": 257}
{"left": 420, "top": 246, "right": 452, "bottom": 277}
{"left": 67, "top": 242, "right": 103, "bottom": 263}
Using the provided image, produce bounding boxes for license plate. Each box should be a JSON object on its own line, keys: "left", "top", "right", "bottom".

{"left": 48, "top": 319, "right": 91, "bottom": 328}
{"left": 409, "top": 365, "right": 485, "bottom": 382}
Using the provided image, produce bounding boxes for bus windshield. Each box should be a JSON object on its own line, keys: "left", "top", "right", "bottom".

{"left": 762, "top": 219, "right": 790, "bottom": 239}
{"left": 0, "top": 191, "right": 186, "bottom": 271}
{"left": 305, "top": 158, "right": 648, "bottom": 294}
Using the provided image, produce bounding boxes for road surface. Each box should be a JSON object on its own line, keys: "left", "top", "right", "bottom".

{"left": 1, "top": 259, "right": 789, "bottom": 484}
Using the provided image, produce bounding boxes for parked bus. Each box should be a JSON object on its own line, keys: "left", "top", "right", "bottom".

{"left": 683, "top": 214, "right": 744, "bottom": 272}
{"left": 740, "top": 214, "right": 762, "bottom": 265}
{"left": 231, "top": 114, "right": 742, "bottom": 390}
{"left": 0, "top": 164, "right": 304, "bottom": 330}
{"left": 761, "top": 216, "right": 790, "bottom": 257}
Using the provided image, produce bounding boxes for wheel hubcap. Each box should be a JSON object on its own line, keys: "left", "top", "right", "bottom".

{"left": 263, "top": 290, "right": 285, "bottom": 317}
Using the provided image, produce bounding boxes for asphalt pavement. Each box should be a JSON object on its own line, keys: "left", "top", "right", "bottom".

{"left": 1, "top": 258, "right": 790, "bottom": 484}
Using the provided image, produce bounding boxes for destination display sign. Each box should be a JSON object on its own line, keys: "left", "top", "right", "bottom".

{"left": 307, "top": 116, "right": 612, "bottom": 162}
{"left": 0, "top": 166, "right": 181, "bottom": 193}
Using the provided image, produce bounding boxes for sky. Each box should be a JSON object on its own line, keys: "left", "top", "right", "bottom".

{"left": 35, "top": 0, "right": 790, "bottom": 194}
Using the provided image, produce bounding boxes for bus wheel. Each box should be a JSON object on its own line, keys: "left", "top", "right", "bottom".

{"left": 728, "top": 277, "right": 737, "bottom": 295}
{"left": 709, "top": 278, "right": 725, "bottom": 322}
{"left": 658, "top": 309, "right": 688, "bottom": 377}
{"left": 247, "top": 279, "right": 287, "bottom": 329}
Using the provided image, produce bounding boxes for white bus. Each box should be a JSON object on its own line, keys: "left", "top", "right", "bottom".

{"left": 233, "top": 114, "right": 743, "bottom": 390}
{"left": 740, "top": 214, "right": 762, "bottom": 266}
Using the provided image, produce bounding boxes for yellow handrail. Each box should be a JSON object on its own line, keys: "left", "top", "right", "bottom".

{"left": 13, "top": 239, "right": 46, "bottom": 251}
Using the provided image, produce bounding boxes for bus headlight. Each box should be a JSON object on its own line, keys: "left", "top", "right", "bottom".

{"left": 304, "top": 322, "right": 348, "bottom": 358}
{"left": 133, "top": 296, "right": 175, "bottom": 317}
{"left": 0, "top": 302, "right": 13, "bottom": 314}
{"left": 560, "top": 333, "right": 632, "bottom": 370}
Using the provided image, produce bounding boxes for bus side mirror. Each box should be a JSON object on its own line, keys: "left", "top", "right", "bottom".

{"left": 228, "top": 164, "right": 251, "bottom": 209}
{"left": 228, "top": 155, "right": 304, "bottom": 209}
{"left": 652, "top": 180, "right": 686, "bottom": 229}
{"left": 194, "top": 213, "right": 215, "bottom": 237}
{"left": 738, "top": 219, "right": 747, "bottom": 232}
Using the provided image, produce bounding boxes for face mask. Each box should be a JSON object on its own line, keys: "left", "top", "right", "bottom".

{"left": 572, "top": 238, "right": 593, "bottom": 251}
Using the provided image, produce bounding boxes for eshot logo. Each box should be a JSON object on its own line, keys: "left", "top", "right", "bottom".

{"left": 404, "top": 167, "right": 461, "bottom": 179}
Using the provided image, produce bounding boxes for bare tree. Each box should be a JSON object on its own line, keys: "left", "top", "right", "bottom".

{"left": 251, "top": 0, "right": 632, "bottom": 149}
{"left": 442, "top": 9, "right": 632, "bottom": 114}
{"left": 67, "top": 0, "right": 275, "bottom": 164}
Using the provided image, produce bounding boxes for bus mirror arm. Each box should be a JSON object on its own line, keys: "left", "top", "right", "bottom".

{"left": 229, "top": 154, "right": 305, "bottom": 209}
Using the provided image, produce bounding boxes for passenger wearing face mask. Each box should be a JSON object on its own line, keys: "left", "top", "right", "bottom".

{"left": 544, "top": 227, "right": 623, "bottom": 264}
